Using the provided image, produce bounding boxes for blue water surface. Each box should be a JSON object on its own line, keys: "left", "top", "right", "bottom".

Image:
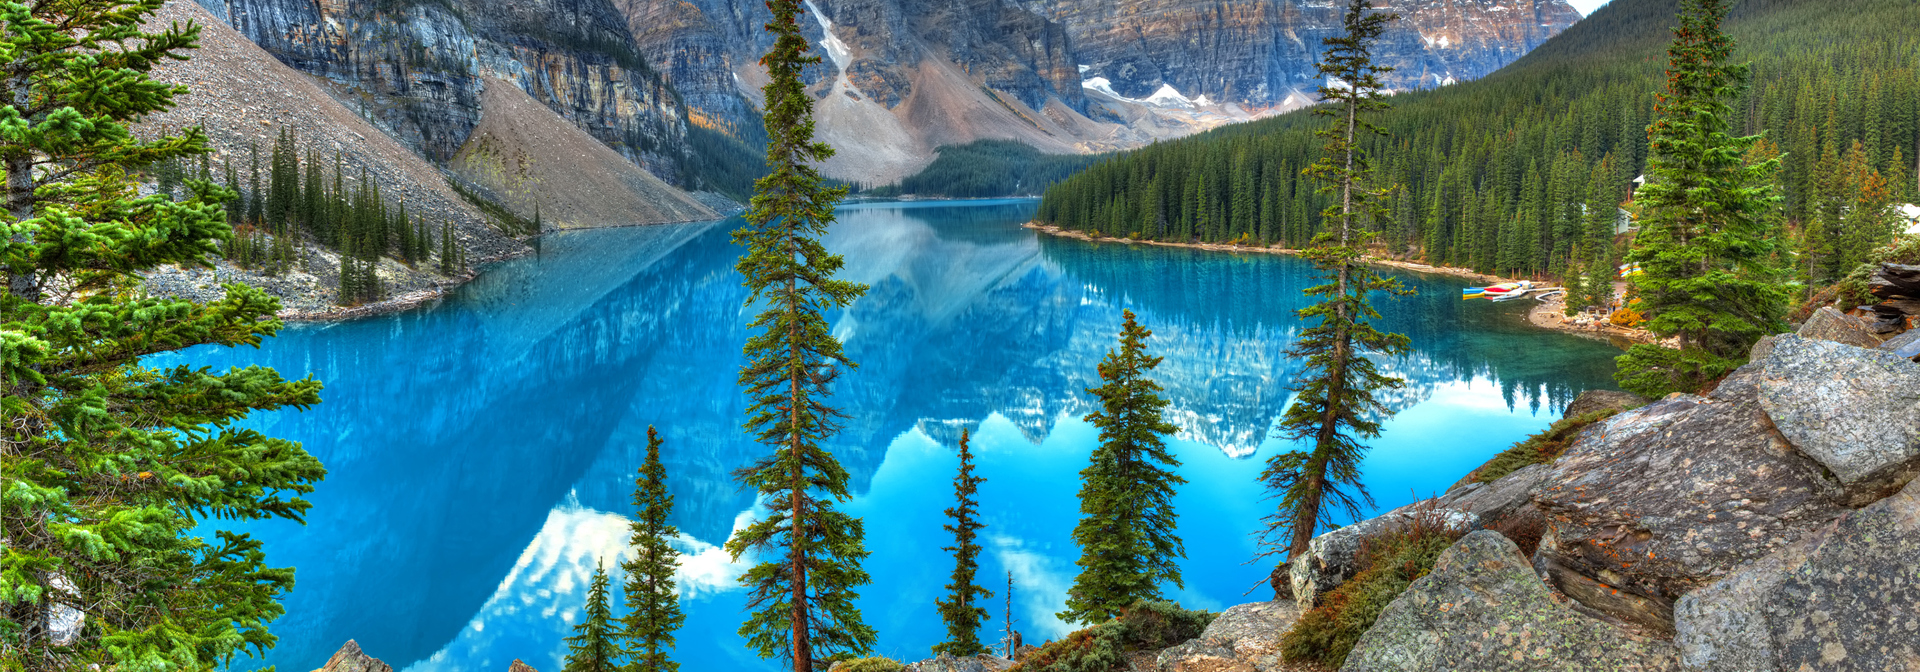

{"left": 168, "top": 199, "right": 1623, "bottom": 672}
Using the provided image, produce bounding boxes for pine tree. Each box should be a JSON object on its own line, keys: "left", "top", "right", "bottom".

{"left": 721, "top": 0, "right": 878, "bottom": 665}
{"left": 1257, "top": 0, "right": 1412, "bottom": 569}
{"left": 441, "top": 222, "right": 460, "bottom": 275}
{"left": 564, "top": 563, "right": 623, "bottom": 672}
{"left": 621, "top": 426, "right": 685, "bottom": 672}
{"left": 1, "top": 2, "right": 327, "bottom": 669}
{"left": 1059, "top": 309, "right": 1186, "bottom": 625}
{"left": 933, "top": 429, "right": 992, "bottom": 656}
{"left": 1615, "top": 0, "right": 1788, "bottom": 397}
{"left": 224, "top": 158, "right": 243, "bottom": 229}
{"left": 247, "top": 140, "right": 265, "bottom": 225}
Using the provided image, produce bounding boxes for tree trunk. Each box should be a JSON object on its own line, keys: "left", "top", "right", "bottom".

{"left": 787, "top": 231, "right": 811, "bottom": 672}
{"left": 6, "top": 64, "right": 38, "bottom": 301}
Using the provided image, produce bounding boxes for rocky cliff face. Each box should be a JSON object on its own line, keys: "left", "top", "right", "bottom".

{"left": 206, "top": 0, "right": 1579, "bottom": 185}
{"left": 1020, "top": 0, "right": 1581, "bottom": 105}
{"left": 610, "top": 0, "right": 1574, "bottom": 181}
{"left": 208, "top": 0, "right": 691, "bottom": 179}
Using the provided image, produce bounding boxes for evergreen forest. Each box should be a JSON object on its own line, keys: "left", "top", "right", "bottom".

{"left": 150, "top": 130, "right": 476, "bottom": 305}
{"left": 1035, "top": 0, "right": 1920, "bottom": 312}
{"left": 866, "top": 140, "right": 1105, "bottom": 198}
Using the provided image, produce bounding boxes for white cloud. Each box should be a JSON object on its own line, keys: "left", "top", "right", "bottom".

{"left": 402, "top": 497, "right": 754, "bottom": 672}
{"left": 988, "top": 534, "right": 1078, "bottom": 639}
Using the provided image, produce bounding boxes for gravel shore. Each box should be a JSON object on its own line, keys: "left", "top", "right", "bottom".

{"left": 1024, "top": 222, "right": 1657, "bottom": 344}
{"left": 138, "top": 240, "right": 482, "bottom": 321}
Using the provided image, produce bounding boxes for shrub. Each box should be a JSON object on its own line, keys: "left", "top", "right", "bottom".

{"left": 1484, "top": 505, "right": 1549, "bottom": 558}
{"left": 1009, "top": 601, "right": 1215, "bottom": 672}
{"left": 1471, "top": 409, "right": 1622, "bottom": 483}
{"left": 1608, "top": 305, "right": 1646, "bottom": 328}
{"left": 1279, "top": 503, "right": 1470, "bottom": 668}
{"left": 836, "top": 657, "right": 906, "bottom": 672}
{"left": 1833, "top": 234, "right": 1920, "bottom": 309}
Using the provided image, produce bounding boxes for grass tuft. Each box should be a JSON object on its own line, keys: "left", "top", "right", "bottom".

{"left": 835, "top": 657, "right": 905, "bottom": 672}
{"left": 1472, "top": 410, "right": 1620, "bottom": 484}
{"left": 1279, "top": 501, "right": 1471, "bottom": 669}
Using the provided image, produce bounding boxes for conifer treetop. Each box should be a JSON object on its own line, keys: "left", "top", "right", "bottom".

{"left": 1060, "top": 309, "right": 1187, "bottom": 625}
{"left": 933, "top": 429, "right": 993, "bottom": 657}
{"left": 621, "top": 426, "right": 685, "bottom": 672}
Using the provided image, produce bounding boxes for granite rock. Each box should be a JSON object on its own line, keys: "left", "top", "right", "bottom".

{"left": 903, "top": 653, "right": 1013, "bottom": 672}
{"left": 1755, "top": 334, "right": 1920, "bottom": 498}
{"left": 1532, "top": 392, "right": 1845, "bottom": 604}
{"left": 1155, "top": 639, "right": 1250, "bottom": 672}
{"left": 507, "top": 661, "right": 539, "bottom": 672}
{"left": 1670, "top": 524, "right": 1830, "bottom": 672}
{"left": 1880, "top": 328, "right": 1920, "bottom": 359}
{"left": 1153, "top": 600, "right": 1301, "bottom": 672}
{"left": 1765, "top": 477, "right": 1920, "bottom": 671}
{"left": 1674, "top": 477, "right": 1920, "bottom": 672}
{"left": 313, "top": 641, "right": 392, "bottom": 672}
{"left": 1439, "top": 462, "right": 1551, "bottom": 523}
{"left": 1795, "top": 306, "right": 1882, "bottom": 348}
{"left": 1563, "top": 389, "right": 1649, "bottom": 418}
{"left": 1533, "top": 552, "right": 1675, "bottom": 635}
{"left": 1340, "top": 531, "right": 1680, "bottom": 672}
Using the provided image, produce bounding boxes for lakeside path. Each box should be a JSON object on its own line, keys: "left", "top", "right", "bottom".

{"left": 1023, "top": 222, "right": 1657, "bottom": 345}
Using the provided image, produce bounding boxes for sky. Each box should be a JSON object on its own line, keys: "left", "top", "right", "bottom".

{"left": 1568, "top": 0, "right": 1612, "bottom": 16}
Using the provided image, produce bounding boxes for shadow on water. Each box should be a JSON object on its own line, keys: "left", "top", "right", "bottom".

{"left": 170, "top": 200, "right": 1621, "bottom": 672}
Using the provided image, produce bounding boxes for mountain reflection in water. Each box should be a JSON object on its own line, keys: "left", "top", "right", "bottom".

{"left": 171, "top": 200, "right": 1621, "bottom": 672}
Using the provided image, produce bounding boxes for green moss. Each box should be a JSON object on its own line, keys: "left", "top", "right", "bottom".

{"left": 1472, "top": 410, "right": 1621, "bottom": 484}
{"left": 1009, "top": 601, "right": 1215, "bottom": 672}
{"left": 836, "top": 657, "right": 905, "bottom": 672}
{"left": 1280, "top": 510, "right": 1468, "bottom": 668}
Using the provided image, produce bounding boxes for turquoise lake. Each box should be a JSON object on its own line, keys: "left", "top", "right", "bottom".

{"left": 170, "top": 199, "right": 1624, "bottom": 672}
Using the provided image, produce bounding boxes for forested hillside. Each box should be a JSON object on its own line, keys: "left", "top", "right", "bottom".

{"left": 1035, "top": 0, "right": 1920, "bottom": 307}
{"left": 865, "top": 140, "right": 1104, "bottom": 198}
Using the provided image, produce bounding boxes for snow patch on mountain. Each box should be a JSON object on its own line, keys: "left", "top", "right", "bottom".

{"left": 802, "top": 0, "right": 852, "bottom": 71}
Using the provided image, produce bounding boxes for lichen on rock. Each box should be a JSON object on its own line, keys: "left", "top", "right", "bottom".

{"left": 1340, "top": 531, "right": 1680, "bottom": 672}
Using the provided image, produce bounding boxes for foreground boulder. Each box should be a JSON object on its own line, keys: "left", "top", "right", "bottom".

{"left": 314, "top": 641, "right": 392, "bottom": 672}
{"left": 1674, "top": 476, "right": 1920, "bottom": 672}
{"left": 1531, "top": 388, "right": 1845, "bottom": 606}
{"left": 1755, "top": 334, "right": 1920, "bottom": 501}
{"left": 1289, "top": 503, "right": 1476, "bottom": 608}
{"left": 1340, "top": 531, "right": 1679, "bottom": 672}
{"left": 903, "top": 653, "right": 1012, "bottom": 672}
{"left": 1154, "top": 600, "right": 1301, "bottom": 672}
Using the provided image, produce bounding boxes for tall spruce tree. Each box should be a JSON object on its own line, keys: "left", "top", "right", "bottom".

{"left": 1059, "top": 309, "right": 1186, "bottom": 625}
{"left": 1257, "top": 0, "right": 1412, "bottom": 569}
{"left": 933, "top": 429, "right": 992, "bottom": 656}
{"left": 721, "top": 0, "right": 877, "bottom": 665}
{"left": 1, "top": 2, "right": 327, "bottom": 669}
{"left": 1614, "top": 0, "right": 1787, "bottom": 397}
{"left": 621, "top": 426, "right": 685, "bottom": 672}
{"left": 564, "top": 562, "right": 622, "bottom": 672}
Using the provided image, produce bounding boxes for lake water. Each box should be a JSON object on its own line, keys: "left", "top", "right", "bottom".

{"left": 171, "top": 199, "right": 1623, "bottom": 672}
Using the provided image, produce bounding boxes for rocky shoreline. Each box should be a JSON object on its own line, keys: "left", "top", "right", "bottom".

{"left": 138, "top": 243, "right": 491, "bottom": 322}
{"left": 1022, "top": 222, "right": 1659, "bottom": 345}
